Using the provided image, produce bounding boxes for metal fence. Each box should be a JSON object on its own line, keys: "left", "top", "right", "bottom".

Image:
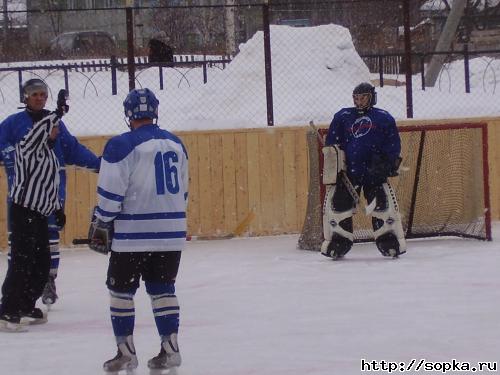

{"left": 1, "top": 1, "right": 500, "bottom": 137}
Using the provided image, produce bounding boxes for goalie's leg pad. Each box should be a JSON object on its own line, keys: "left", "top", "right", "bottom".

{"left": 365, "top": 183, "right": 406, "bottom": 257}
{"left": 321, "top": 184, "right": 354, "bottom": 259}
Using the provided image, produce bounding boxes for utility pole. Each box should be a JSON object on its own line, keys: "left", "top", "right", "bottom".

{"left": 2, "top": 0, "right": 8, "bottom": 49}
{"left": 402, "top": 0, "right": 413, "bottom": 118}
{"left": 126, "top": 0, "right": 135, "bottom": 91}
{"left": 224, "top": 0, "right": 236, "bottom": 57}
{"left": 425, "top": 0, "right": 467, "bottom": 87}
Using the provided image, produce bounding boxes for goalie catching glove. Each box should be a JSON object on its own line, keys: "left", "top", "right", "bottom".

{"left": 367, "top": 154, "right": 402, "bottom": 180}
{"left": 88, "top": 207, "right": 114, "bottom": 254}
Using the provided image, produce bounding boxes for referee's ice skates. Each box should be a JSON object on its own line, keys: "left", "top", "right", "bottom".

{"left": 0, "top": 313, "right": 28, "bottom": 332}
{"left": 148, "top": 333, "right": 182, "bottom": 369}
{"left": 0, "top": 307, "right": 47, "bottom": 332}
{"left": 20, "top": 308, "right": 48, "bottom": 325}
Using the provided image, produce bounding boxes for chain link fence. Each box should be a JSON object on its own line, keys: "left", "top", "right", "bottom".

{"left": 1, "top": 1, "right": 500, "bottom": 136}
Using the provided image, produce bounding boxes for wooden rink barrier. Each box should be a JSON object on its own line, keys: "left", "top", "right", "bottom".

{"left": 0, "top": 117, "right": 499, "bottom": 250}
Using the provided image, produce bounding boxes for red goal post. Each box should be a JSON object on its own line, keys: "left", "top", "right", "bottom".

{"left": 298, "top": 122, "right": 492, "bottom": 251}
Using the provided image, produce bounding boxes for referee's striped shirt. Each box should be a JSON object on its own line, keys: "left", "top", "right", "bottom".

{"left": 11, "top": 113, "right": 61, "bottom": 216}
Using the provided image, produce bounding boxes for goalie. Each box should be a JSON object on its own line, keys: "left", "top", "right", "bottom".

{"left": 321, "top": 82, "right": 406, "bottom": 260}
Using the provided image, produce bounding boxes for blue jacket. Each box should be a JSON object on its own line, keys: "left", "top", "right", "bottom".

{"left": 0, "top": 110, "right": 100, "bottom": 204}
{"left": 325, "top": 107, "right": 401, "bottom": 186}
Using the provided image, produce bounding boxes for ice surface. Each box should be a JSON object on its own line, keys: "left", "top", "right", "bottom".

{"left": 1, "top": 224, "right": 499, "bottom": 375}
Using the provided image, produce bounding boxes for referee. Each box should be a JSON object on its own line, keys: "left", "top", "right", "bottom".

{"left": 0, "top": 80, "right": 67, "bottom": 332}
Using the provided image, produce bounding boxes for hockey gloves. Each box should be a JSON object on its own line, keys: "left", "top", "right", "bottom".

{"left": 54, "top": 89, "right": 69, "bottom": 118}
{"left": 88, "top": 207, "right": 114, "bottom": 255}
{"left": 54, "top": 209, "right": 66, "bottom": 230}
{"left": 368, "top": 154, "right": 402, "bottom": 180}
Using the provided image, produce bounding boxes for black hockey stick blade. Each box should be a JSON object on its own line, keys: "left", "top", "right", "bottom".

{"left": 72, "top": 238, "right": 90, "bottom": 245}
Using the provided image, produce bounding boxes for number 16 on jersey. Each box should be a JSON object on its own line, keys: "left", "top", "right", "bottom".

{"left": 154, "top": 151, "right": 179, "bottom": 195}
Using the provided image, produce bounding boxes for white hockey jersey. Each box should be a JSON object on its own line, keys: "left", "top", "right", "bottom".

{"left": 96, "top": 124, "right": 188, "bottom": 252}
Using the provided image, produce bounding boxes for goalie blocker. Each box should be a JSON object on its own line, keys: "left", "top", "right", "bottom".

{"left": 322, "top": 145, "right": 345, "bottom": 185}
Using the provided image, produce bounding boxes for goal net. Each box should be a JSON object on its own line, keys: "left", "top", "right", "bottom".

{"left": 298, "top": 123, "right": 492, "bottom": 251}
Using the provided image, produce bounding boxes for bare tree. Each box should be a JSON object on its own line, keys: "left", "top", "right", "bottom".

{"left": 152, "top": 2, "right": 226, "bottom": 55}
{"left": 225, "top": 0, "right": 236, "bottom": 56}
{"left": 37, "top": 0, "right": 64, "bottom": 38}
{"left": 2, "top": 0, "right": 8, "bottom": 44}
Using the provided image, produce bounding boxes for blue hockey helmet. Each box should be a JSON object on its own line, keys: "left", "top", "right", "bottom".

{"left": 123, "top": 88, "right": 159, "bottom": 120}
{"left": 352, "top": 82, "right": 377, "bottom": 113}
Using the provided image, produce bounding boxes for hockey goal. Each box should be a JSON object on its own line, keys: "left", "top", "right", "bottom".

{"left": 298, "top": 123, "right": 492, "bottom": 251}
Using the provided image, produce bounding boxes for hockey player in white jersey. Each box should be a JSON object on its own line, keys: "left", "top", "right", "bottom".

{"left": 88, "top": 88, "right": 188, "bottom": 372}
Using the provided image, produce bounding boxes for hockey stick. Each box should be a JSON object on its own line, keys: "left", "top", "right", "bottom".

{"left": 309, "top": 121, "right": 360, "bottom": 205}
{"left": 73, "top": 238, "right": 90, "bottom": 245}
{"left": 73, "top": 211, "right": 257, "bottom": 244}
{"left": 192, "top": 209, "right": 256, "bottom": 240}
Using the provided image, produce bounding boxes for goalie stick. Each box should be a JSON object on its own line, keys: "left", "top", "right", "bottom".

{"left": 309, "top": 121, "right": 360, "bottom": 205}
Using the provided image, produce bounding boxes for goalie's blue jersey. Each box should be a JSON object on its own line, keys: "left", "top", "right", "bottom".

{"left": 96, "top": 124, "right": 189, "bottom": 252}
{"left": 325, "top": 106, "right": 401, "bottom": 186}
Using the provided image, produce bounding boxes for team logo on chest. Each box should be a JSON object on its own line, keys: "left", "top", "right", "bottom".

{"left": 351, "top": 116, "right": 375, "bottom": 138}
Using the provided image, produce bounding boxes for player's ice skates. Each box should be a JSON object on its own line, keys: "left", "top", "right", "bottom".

{"left": 42, "top": 275, "right": 58, "bottom": 306}
{"left": 148, "top": 333, "right": 182, "bottom": 369}
{"left": 20, "top": 308, "right": 47, "bottom": 325}
{"left": 103, "top": 335, "right": 138, "bottom": 372}
{"left": 0, "top": 313, "right": 28, "bottom": 332}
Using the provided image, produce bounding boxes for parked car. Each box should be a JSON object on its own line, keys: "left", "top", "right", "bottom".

{"left": 49, "top": 31, "right": 117, "bottom": 59}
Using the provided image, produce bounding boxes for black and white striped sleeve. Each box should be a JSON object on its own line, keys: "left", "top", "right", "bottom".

{"left": 11, "top": 113, "right": 61, "bottom": 216}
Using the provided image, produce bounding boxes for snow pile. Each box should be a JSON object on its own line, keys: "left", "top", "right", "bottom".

{"left": 178, "top": 24, "right": 370, "bottom": 129}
